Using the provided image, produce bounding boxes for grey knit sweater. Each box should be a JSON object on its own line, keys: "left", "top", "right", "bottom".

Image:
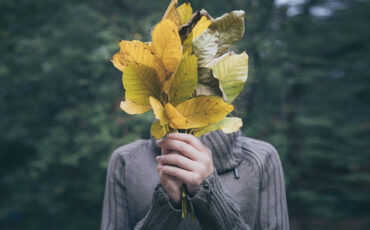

{"left": 100, "top": 130, "right": 289, "bottom": 229}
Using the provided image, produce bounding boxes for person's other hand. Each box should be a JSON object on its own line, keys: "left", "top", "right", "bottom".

{"left": 156, "top": 146, "right": 183, "bottom": 208}
{"left": 156, "top": 133, "right": 214, "bottom": 196}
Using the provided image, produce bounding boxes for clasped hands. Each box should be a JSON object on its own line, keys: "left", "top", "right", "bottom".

{"left": 156, "top": 132, "right": 214, "bottom": 207}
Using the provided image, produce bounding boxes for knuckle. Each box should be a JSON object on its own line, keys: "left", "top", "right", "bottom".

{"left": 199, "top": 155, "right": 209, "bottom": 164}
{"left": 198, "top": 164, "right": 206, "bottom": 172}
{"left": 204, "top": 160, "right": 212, "bottom": 169}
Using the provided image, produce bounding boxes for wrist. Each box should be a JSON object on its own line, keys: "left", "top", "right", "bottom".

{"left": 188, "top": 167, "right": 217, "bottom": 198}
{"left": 155, "top": 183, "right": 182, "bottom": 212}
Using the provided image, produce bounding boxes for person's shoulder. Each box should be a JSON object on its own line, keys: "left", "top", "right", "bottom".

{"left": 239, "top": 135, "right": 280, "bottom": 159}
{"left": 108, "top": 138, "right": 155, "bottom": 166}
{"left": 237, "top": 134, "right": 283, "bottom": 175}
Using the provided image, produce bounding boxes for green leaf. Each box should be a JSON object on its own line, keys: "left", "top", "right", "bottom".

{"left": 192, "top": 67, "right": 224, "bottom": 98}
{"left": 192, "top": 29, "right": 219, "bottom": 67}
{"left": 150, "top": 120, "right": 167, "bottom": 139}
{"left": 209, "top": 10, "right": 245, "bottom": 55}
{"left": 122, "top": 63, "right": 161, "bottom": 106}
{"left": 168, "top": 55, "right": 198, "bottom": 106}
{"left": 177, "top": 2, "right": 193, "bottom": 25}
{"left": 192, "top": 117, "right": 243, "bottom": 137}
{"left": 207, "top": 51, "right": 248, "bottom": 103}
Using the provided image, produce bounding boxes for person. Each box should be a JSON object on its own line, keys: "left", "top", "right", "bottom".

{"left": 100, "top": 129, "right": 289, "bottom": 229}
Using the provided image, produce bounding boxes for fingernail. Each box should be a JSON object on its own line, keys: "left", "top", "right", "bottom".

{"left": 156, "top": 156, "right": 162, "bottom": 162}
{"left": 157, "top": 165, "right": 163, "bottom": 169}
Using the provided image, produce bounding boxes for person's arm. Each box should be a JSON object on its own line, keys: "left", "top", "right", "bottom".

{"left": 188, "top": 143, "right": 289, "bottom": 230}
{"left": 156, "top": 133, "right": 252, "bottom": 230}
{"left": 255, "top": 144, "right": 290, "bottom": 230}
{"left": 134, "top": 183, "right": 183, "bottom": 229}
{"left": 100, "top": 149, "right": 182, "bottom": 230}
{"left": 187, "top": 168, "right": 252, "bottom": 230}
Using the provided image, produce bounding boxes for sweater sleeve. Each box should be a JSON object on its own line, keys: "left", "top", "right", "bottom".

{"left": 188, "top": 144, "right": 290, "bottom": 230}
{"left": 188, "top": 167, "right": 252, "bottom": 230}
{"left": 255, "top": 144, "right": 290, "bottom": 230}
{"left": 100, "top": 149, "right": 182, "bottom": 230}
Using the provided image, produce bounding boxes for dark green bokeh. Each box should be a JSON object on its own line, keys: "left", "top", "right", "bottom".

{"left": 1, "top": 0, "right": 369, "bottom": 229}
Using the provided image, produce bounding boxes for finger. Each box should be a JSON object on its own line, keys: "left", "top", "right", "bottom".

{"left": 161, "top": 148, "right": 182, "bottom": 156}
{"left": 162, "top": 148, "right": 183, "bottom": 156}
{"left": 157, "top": 164, "right": 182, "bottom": 188}
{"left": 159, "top": 138, "right": 180, "bottom": 155}
{"left": 157, "top": 152, "right": 200, "bottom": 172}
{"left": 156, "top": 137, "right": 169, "bottom": 155}
{"left": 159, "top": 165, "right": 198, "bottom": 186}
{"left": 167, "top": 132, "right": 206, "bottom": 152}
{"left": 158, "top": 169, "right": 181, "bottom": 184}
{"left": 161, "top": 146, "right": 170, "bottom": 155}
{"left": 157, "top": 139, "right": 200, "bottom": 160}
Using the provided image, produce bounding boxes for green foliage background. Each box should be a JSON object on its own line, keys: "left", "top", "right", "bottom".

{"left": 1, "top": 0, "right": 369, "bottom": 229}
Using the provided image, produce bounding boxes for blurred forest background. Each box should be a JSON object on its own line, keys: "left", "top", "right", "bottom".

{"left": 1, "top": 0, "right": 369, "bottom": 229}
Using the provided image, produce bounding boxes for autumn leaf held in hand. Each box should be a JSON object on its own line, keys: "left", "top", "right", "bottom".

{"left": 111, "top": 0, "right": 249, "bottom": 139}
{"left": 111, "top": 0, "right": 250, "bottom": 222}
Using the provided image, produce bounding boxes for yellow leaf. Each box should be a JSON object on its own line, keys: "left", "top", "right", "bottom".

{"left": 167, "top": 55, "right": 198, "bottom": 106}
{"left": 111, "top": 51, "right": 129, "bottom": 72}
{"left": 120, "top": 99, "right": 152, "bottom": 114}
{"left": 182, "top": 37, "right": 192, "bottom": 55}
{"left": 176, "top": 96, "right": 234, "bottom": 127}
{"left": 192, "top": 16, "right": 212, "bottom": 39}
{"left": 177, "top": 2, "right": 193, "bottom": 25}
{"left": 161, "top": 0, "right": 182, "bottom": 28}
{"left": 150, "top": 120, "right": 167, "bottom": 139}
{"left": 164, "top": 103, "right": 189, "bottom": 129}
{"left": 165, "top": 96, "right": 234, "bottom": 129}
{"left": 192, "top": 117, "right": 242, "bottom": 137}
{"left": 116, "top": 40, "right": 166, "bottom": 84}
{"left": 209, "top": 10, "right": 245, "bottom": 55}
{"left": 122, "top": 63, "right": 161, "bottom": 106}
{"left": 151, "top": 19, "right": 182, "bottom": 79}
{"left": 149, "top": 96, "right": 167, "bottom": 126}
{"left": 182, "top": 16, "right": 212, "bottom": 55}
{"left": 208, "top": 51, "right": 249, "bottom": 103}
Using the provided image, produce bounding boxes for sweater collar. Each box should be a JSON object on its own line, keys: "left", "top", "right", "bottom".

{"left": 198, "top": 129, "right": 243, "bottom": 173}
{"left": 150, "top": 129, "right": 243, "bottom": 174}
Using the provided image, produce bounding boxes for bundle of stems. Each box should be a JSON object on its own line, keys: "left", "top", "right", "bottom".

{"left": 181, "top": 184, "right": 196, "bottom": 220}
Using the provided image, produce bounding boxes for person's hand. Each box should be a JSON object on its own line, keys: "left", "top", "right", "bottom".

{"left": 156, "top": 132, "right": 214, "bottom": 197}
{"left": 156, "top": 146, "right": 183, "bottom": 208}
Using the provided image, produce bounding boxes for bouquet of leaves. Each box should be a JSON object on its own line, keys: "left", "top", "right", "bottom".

{"left": 111, "top": 0, "right": 248, "bottom": 220}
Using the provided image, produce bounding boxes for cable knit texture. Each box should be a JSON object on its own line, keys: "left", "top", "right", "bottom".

{"left": 100, "top": 130, "right": 290, "bottom": 230}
